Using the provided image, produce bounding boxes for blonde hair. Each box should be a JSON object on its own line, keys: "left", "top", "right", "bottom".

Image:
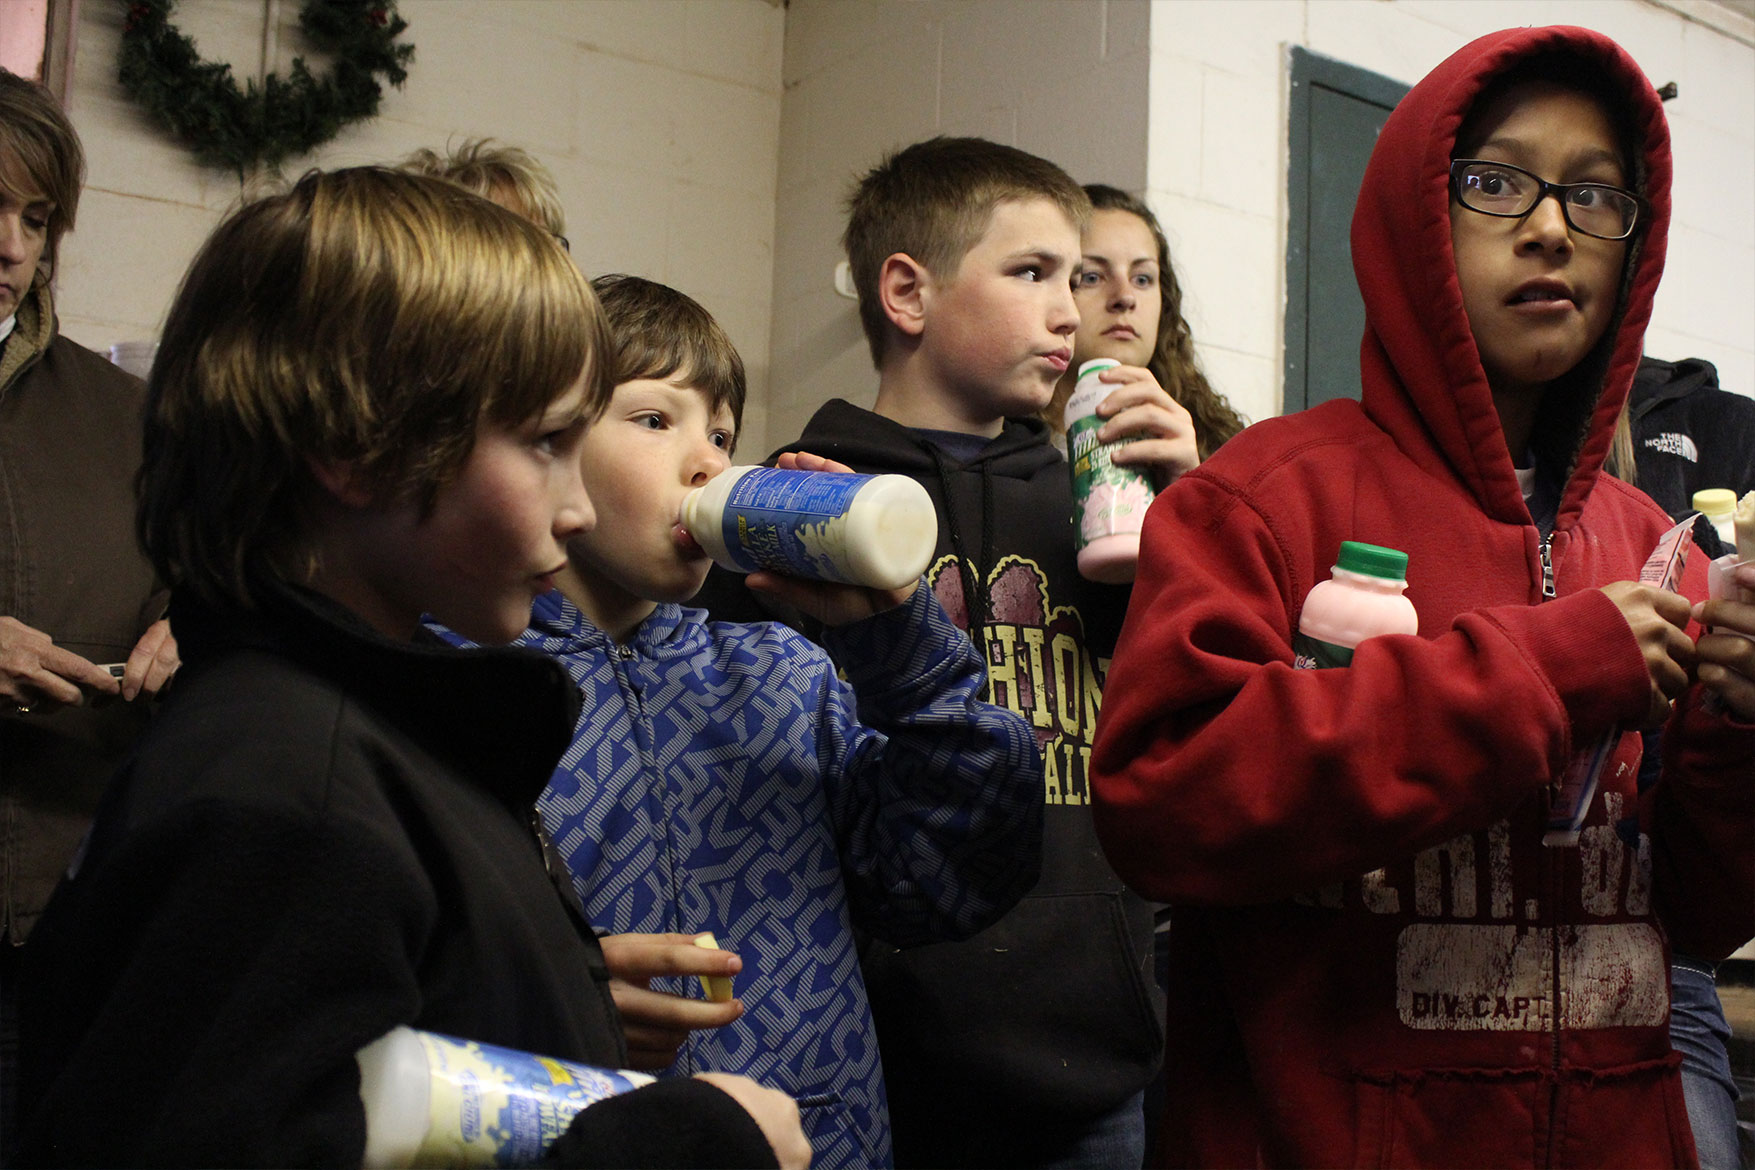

{"left": 0, "top": 67, "right": 85, "bottom": 266}
{"left": 399, "top": 138, "right": 567, "bottom": 239}
{"left": 843, "top": 136, "right": 1090, "bottom": 368}
{"left": 138, "top": 166, "right": 608, "bottom": 607}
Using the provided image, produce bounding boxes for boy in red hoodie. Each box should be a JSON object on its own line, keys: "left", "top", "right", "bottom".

{"left": 1091, "top": 26, "right": 1754, "bottom": 1169}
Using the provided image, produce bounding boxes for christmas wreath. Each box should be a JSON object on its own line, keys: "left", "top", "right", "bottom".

{"left": 118, "top": 0, "right": 414, "bottom": 175}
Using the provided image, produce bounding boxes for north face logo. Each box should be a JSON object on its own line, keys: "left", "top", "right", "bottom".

{"left": 1642, "top": 432, "right": 1699, "bottom": 462}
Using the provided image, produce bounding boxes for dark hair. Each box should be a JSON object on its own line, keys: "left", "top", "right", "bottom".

{"left": 1080, "top": 184, "right": 1246, "bottom": 458}
{"left": 590, "top": 274, "right": 746, "bottom": 438}
{"left": 843, "top": 136, "right": 1091, "bottom": 367}
{"left": 139, "top": 167, "right": 607, "bottom": 607}
{"left": 0, "top": 67, "right": 85, "bottom": 266}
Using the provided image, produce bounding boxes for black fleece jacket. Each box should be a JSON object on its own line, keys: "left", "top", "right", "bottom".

{"left": 17, "top": 577, "right": 775, "bottom": 1168}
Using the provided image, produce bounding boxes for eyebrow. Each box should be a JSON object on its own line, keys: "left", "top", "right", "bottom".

{"left": 1012, "top": 248, "right": 1072, "bottom": 268}
{"left": 1477, "top": 137, "right": 1626, "bottom": 177}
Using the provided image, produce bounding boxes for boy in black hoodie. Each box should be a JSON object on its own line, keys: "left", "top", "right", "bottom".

{"left": 700, "top": 137, "right": 1199, "bottom": 1168}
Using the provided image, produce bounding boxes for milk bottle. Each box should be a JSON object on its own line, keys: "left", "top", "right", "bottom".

{"left": 356, "top": 1027, "right": 654, "bottom": 1168}
{"left": 1292, "top": 541, "right": 1418, "bottom": 668}
{"left": 683, "top": 465, "right": 937, "bottom": 591}
{"left": 1063, "top": 358, "right": 1158, "bottom": 584}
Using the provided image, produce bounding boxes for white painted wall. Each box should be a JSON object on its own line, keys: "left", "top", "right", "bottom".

{"left": 768, "top": 0, "right": 1152, "bottom": 454}
{"left": 53, "top": 0, "right": 784, "bottom": 435}
{"left": 1143, "top": 0, "right": 1755, "bottom": 425}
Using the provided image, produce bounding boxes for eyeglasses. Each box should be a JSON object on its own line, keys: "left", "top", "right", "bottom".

{"left": 1450, "top": 159, "right": 1644, "bottom": 241}
{"left": 552, "top": 232, "right": 571, "bottom": 253}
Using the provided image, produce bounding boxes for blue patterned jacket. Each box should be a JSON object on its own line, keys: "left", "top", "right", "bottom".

{"left": 508, "top": 584, "right": 1042, "bottom": 1169}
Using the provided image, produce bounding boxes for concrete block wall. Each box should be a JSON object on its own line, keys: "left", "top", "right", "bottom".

{"left": 53, "top": 0, "right": 784, "bottom": 434}
{"left": 1144, "top": 0, "right": 1755, "bottom": 425}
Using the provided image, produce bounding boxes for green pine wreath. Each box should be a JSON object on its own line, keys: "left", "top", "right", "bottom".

{"left": 118, "top": 0, "right": 414, "bottom": 175}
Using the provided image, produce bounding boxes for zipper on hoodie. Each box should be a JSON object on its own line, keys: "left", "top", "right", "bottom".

{"left": 1534, "top": 528, "right": 1566, "bottom": 1150}
{"left": 1538, "top": 533, "right": 1556, "bottom": 600}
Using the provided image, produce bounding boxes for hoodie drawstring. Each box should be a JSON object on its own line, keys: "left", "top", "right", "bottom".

{"left": 925, "top": 443, "right": 995, "bottom": 696}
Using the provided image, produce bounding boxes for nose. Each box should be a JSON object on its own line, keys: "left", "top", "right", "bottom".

{"left": 1517, "top": 191, "right": 1574, "bottom": 256}
{"left": 688, "top": 437, "right": 731, "bottom": 486}
{"left": 1109, "top": 278, "right": 1136, "bottom": 312}
{"left": 1050, "top": 279, "right": 1081, "bottom": 337}
{"left": 0, "top": 212, "right": 27, "bottom": 265}
{"left": 556, "top": 458, "right": 595, "bottom": 539}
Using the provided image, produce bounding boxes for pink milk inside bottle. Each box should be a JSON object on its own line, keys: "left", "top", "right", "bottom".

{"left": 1292, "top": 541, "right": 1417, "bottom": 668}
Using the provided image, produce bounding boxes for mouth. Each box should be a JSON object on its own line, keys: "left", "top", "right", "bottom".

{"left": 1041, "top": 348, "right": 1072, "bottom": 373}
{"left": 1103, "top": 325, "right": 1139, "bottom": 341}
{"left": 1506, "top": 279, "right": 1576, "bottom": 309}
{"left": 532, "top": 563, "right": 566, "bottom": 593}
{"left": 674, "top": 521, "right": 705, "bottom": 556}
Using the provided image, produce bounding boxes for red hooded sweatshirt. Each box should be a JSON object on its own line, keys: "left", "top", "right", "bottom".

{"left": 1091, "top": 25, "right": 1754, "bottom": 1170}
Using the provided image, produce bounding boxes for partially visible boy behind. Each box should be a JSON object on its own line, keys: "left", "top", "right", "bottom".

{"left": 432, "top": 273, "right": 1044, "bottom": 1169}
{"left": 16, "top": 167, "right": 805, "bottom": 1169}
{"left": 698, "top": 137, "right": 1201, "bottom": 1168}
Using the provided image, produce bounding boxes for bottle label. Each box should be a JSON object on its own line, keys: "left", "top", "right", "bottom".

{"left": 717, "top": 466, "right": 871, "bottom": 583}
{"left": 412, "top": 1030, "right": 653, "bottom": 1166}
{"left": 1065, "top": 415, "right": 1154, "bottom": 549}
{"left": 1291, "top": 631, "right": 1353, "bottom": 669}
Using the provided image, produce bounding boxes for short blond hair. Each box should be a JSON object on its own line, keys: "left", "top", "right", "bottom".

{"left": 0, "top": 67, "right": 85, "bottom": 266}
{"left": 138, "top": 166, "right": 608, "bottom": 607}
{"left": 400, "top": 138, "right": 567, "bottom": 239}
{"left": 843, "top": 136, "right": 1090, "bottom": 367}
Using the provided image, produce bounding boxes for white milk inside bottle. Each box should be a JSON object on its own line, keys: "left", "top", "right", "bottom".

{"left": 1063, "top": 358, "right": 1157, "bottom": 584}
{"left": 1292, "top": 541, "right": 1418, "bottom": 668}
{"left": 683, "top": 465, "right": 937, "bottom": 590}
{"left": 356, "top": 1027, "right": 653, "bottom": 1168}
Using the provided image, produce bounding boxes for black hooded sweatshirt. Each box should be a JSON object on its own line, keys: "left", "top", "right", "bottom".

{"left": 1628, "top": 355, "right": 1755, "bottom": 522}
{"left": 695, "top": 398, "right": 1164, "bottom": 1157}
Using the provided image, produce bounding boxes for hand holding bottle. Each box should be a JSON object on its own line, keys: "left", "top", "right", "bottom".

{"left": 694, "top": 1073, "right": 813, "bottom": 1170}
{"left": 1600, "top": 580, "right": 1696, "bottom": 726}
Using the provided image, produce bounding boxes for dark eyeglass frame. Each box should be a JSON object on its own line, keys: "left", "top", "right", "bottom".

{"left": 1449, "top": 158, "right": 1645, "bottom": 241}
{"left": 552, "top": 232, "right": 570, "bottom": 253}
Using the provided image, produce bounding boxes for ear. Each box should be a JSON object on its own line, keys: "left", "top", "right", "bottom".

{"left": 305, "top": 457, "right": 378, "bottom": 509}
{"left": 877, "top": 252, "right": 932, "bottom": 339}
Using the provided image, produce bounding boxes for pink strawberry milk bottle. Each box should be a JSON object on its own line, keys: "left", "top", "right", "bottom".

{"left": 1064, "top": 358, "right": 1157, "bottom": 583}
{"left": 1292, "top": 541, "right": 1418, "bottom": 668}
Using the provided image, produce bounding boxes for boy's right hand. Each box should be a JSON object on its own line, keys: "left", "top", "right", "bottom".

{"left": 599, "top": 932, "right": 744, "bottom": 1069}
{"left": 1600, "top": 580, "right": 1696, "bottom": 727}
{"left": 693, "top": 1073, "right": 813, "bottom": 1170}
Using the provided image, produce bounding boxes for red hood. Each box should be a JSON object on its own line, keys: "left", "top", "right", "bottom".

{"left": 1351, "top": 25, "right": 1671, "bottom": 529}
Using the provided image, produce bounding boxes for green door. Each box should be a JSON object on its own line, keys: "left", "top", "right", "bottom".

{"left": 1284, "top": 48, "right": 1409, "bottom": 413}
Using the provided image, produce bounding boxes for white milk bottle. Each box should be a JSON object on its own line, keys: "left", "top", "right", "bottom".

{"left": 1292, "top": 541, "right": 1418, "bottom": 668}
{"left": 683, "top": 465, "right": 937, "bottom": 591}
{"left": 1693, "top": 488, "right": 1738, "bottom": 548}
{"left": 1063, "top": 358, "right": 1157, "bottom": 584}
{"left": 356, "top": 1026, "right": 654, "bottom": 1168}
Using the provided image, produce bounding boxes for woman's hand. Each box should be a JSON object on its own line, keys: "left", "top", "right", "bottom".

{"left": 1091, "top": 364, "right": 1200, "bottom": 489}
{"left": 0, "top": 616, "right": 118, "bottom": 713}
{"left": 744, "top": 451, "right": 917, "bottom": 625}
{"left": 599, "top": 932, "right": 744, "bottom": 1069}
{"left": 1600, "top": 581, "right": 1697, "bottom": 726}
{"left": 1692, "top": 561, "right": 1755, "bottom": 722}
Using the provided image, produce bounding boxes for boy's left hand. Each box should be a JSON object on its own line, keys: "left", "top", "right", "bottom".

{"left": 1093, "top": 364, "right": 1201, "bottom": 490}
{"left": 599, "top": 932, "right": 745, "bottom": 1069}
{"left": 745, "top": 451, "right": 918, "bottom": 625}
{"left": 1692, "top": 561, "right": 1755, "bottom": 722}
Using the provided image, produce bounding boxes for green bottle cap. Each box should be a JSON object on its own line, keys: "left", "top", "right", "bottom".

{"left": 1334, "top": 540, "right": 1409, "bottom": 581}
{"left": 1077, "top": 358, "right": 1119, "bottom": 379}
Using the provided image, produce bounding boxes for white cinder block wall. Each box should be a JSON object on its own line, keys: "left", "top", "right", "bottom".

{"left": 55, "top": 0, "right": 785, "bottom": 438}
{"left": 769, "top": 0, "right": 1753, "bottom": 448}
{"left": 1145, "top": 0, "right": 1755, "bottom": 426}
